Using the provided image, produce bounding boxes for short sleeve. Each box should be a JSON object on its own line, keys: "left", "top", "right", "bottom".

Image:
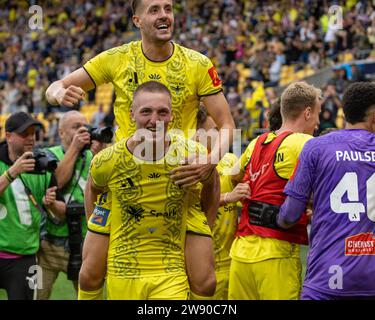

{"left": 83, "top": 50, "right": 113, "bottom": 87}
{"left": 196, "top": 56, "right": 223, "bottom": 97}
{"left": 284, "top": 140, "right": 317, "bottom": 202}
{"left": 90, "top": 147, "right": 115, "bottom": 188}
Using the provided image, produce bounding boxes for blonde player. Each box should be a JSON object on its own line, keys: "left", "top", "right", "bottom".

{"left": 82, "top": 82, "right": 218, "bottom": 299}
{"left": 229, "top": 82, "right": 322, "bottom": 300}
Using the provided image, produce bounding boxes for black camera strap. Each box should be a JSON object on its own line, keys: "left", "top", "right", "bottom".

{"left": 19, "top": 175, "right": 61, "bottom": 225}
{"left": 66, "top": 151, "right": 87, "bottom": 206}
{"left": 64, "top": 151, "right": 87, "bottom": 282}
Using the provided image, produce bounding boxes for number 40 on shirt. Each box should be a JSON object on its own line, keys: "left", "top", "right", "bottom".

{"left": 330, "top": 172, "right": 375, "bottom": 222}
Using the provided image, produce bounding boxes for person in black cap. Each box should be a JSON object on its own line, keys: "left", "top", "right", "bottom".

{"left": 0, "top": 111, "right": 66, "bottom": 300}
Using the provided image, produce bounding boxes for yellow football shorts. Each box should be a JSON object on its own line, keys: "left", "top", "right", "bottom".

{"left": 107, "top": 274, "right": 190, "bottom": 300}
{"left": 228, "top": 257, "right": 302, "bottom": 300}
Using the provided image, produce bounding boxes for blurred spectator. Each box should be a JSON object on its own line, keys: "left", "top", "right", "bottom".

{"left": 35, "top": 124, "right": 47, "bottom": 147}
{"left": 267, "top": 98, "right": 282, "bottom": 132}
{"left": 46, "top": 113, "right": 60, "bottom": 146}
{"left": 350, "top": 64, "right": 366, "bottom": 82}
{"left": 321, "top": 84, "right": 342, "bottom": 120}
{"left": 267, "top": 55, "right": 282, "bottom": 87}
{"left": 327, "top": 68, "right": 350, "bottom": 96}
{"left": 318, "top": 109, "right": 337, "bottom": 135}
{"left": 91, "top": 104, "right": 106, "bottom": 128}
{"left": 226, "top": 87, "right": 241, "bottom": 109}
{"left": 103, "top": 104, "right": 115, "bottom": 128}
{"left": 308, "top": 51, "right": 321, "bottom": 71}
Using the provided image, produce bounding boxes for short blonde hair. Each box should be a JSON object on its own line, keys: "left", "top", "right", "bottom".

{"left": 280, "top": 81, "right": 322, "bottom": 120}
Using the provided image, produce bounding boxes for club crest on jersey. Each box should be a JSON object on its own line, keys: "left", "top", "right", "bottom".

{"left": 149, "top": 73, "right": 161, "bottom": 80}
{"left": 208, "top": 66, "right": 222, "bottom": 87}
{"left": 90, "top": 206, "right": 110, "bottom": 226}
{"left": 148, "top": 172, "right": 161, "bottom": 180}
{"left": 127, "top": 205, "right": 145, "bottom": 222}
{"left": 345, "top": 233, "right": 375, "bottom": 256}
{"left": 170, "top": 82, "right": 185, "bottom": 94}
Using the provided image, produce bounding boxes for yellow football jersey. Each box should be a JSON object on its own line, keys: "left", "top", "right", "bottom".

{"left": 212, "top": 153, "right": 239, "bottom": 271}
{"left": 231, "top": 132, "right": 313, "bottom": 263}
{"left": 90, "top": 134, "right": 207, "bottom": 278}
{"left": 83, "top": 41, "right": 223, "bottom": 141}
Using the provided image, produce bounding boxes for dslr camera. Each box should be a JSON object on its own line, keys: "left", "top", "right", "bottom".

{"left": 31, "top": 149, "right": 58, "bottom": 173}
{"left": 66, "top": 201, "right": 85, "bottom": 281}
{"left": 84, "top": 125, "right": 113, "bottom": 144}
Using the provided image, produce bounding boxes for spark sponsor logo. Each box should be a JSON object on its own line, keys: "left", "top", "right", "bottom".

{"left": 150, "top": 208, "right": 177, "bottom": 218}
{"left": 345, "top": 233, "right": 375, "bottom": 255}
{"left": 224, "top": 204, "right": 237, "bottom": 212}
{"left": 91, "top": 206, "right": 110, "bottom": 226}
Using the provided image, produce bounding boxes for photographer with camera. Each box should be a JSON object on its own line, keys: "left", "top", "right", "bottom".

{"left": 37, "top": 110, "right": 111, "bottom": 300}
{"left": 0, "top": 112, "right": 66, "bottom": 300}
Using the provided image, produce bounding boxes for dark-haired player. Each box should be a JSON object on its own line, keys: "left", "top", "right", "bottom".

{"left": 46, "top": 0, "right": 235, "bottom": 300}
{"left": 278, "top": 82, "right": 375, "bottom": 299}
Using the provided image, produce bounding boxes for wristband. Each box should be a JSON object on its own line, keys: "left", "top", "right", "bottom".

{"left": 3, "top": 170, "right": 15, "bottom": 183}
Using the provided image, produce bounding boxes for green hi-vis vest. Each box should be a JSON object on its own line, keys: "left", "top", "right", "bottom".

{"left": 0, "top": 161, "right": 52, "bottom": 255}
{"left": 46, "top": 146, "right": 93, "bottom": 238}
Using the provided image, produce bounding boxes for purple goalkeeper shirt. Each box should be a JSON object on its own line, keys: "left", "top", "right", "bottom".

{"left": 282, "top": 129, "right": 375, "bottom": 297}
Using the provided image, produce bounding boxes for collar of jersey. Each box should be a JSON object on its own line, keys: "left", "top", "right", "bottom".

{"left": 124, "top": 135, "right": 174, "bottom": 164}
{"left": 140, "top": 41, "right": 176, "bottom": 66}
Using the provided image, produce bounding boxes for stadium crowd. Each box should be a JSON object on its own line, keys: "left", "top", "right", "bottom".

{"left": 1, "top": 0, "right": 375, "bottom": 145}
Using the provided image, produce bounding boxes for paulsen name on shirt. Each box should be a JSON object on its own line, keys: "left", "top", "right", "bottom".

{"left": 336, "top": 150, "right": 375, "bottom": 162}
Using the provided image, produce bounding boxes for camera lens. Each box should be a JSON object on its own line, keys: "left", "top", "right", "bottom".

{"left": 91, "top": 127, "right": 113, "bottom": 143}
